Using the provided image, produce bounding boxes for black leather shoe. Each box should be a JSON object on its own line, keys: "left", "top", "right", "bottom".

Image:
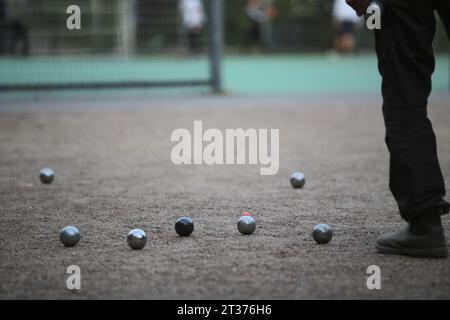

{"left": 375, "top": 213, "right": 448, "bottom": 258}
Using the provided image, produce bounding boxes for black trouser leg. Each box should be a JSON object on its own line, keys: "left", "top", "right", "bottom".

{"left": 9, "top": 22, "right": 19, "bottom": 54}
{"left": 9, "top": 21, "right": 30, "bottom": 56}
{"left": 0, "top": 24, "right": 6, "bottom": 54}
{"left": 21, "top": 24, "right": 30, "bottom": 56}
{"left": 191, "top": 31, "right": 201, "bottom": 53}
{"left": 375, "top": 0, "right": 449, "bottom": 222}
{"left": 242, "top": 21, "right": 260, "bottom": 48}
{"left": 188, "top": 30, "right": 195, "bottom": 53}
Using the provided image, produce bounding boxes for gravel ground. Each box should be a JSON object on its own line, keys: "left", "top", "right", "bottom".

{"left": 0, "top": 94, "right": 449, "bottom": 299}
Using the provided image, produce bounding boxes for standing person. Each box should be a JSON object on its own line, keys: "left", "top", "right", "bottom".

{"left": 0, "top": 0, "right": 6, "bottom": 54}
{"left": 260, "top": 0, "right": 277, "bottom": 51}
{"left": 346, "top": 0, "right": 449, "bottom": 258}
{"left": 332, "top": 0, "right": 362, "bottom": 54}
{"left": 179, "top": 0, "right": 206, "bottom": 55}
{"left": 7, "top": 0, "right": 30, "bottom": 56}
{"left": 242, "top": 0, "right": 276, "bottom": 51}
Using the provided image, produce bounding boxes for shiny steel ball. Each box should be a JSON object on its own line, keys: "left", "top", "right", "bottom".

{"left": 60, "top": 226, "right": 80, "bottom": 247}
{"left": 127, "top": 229, "right": 147, "bottom": 250}
{"left": 175, "top": 217, "right": 194, "bottom": 237}
{"left": 39, "top": 168, "right": 54, "bottom": 184}
{"left": 312, "top": 224, "right": 333, "bottom": 244}
{"left": 237, "top": 216, "right": 256, "bottom": 235}
{"left": 290, "top": 172, "right": 305, "bottom": 189}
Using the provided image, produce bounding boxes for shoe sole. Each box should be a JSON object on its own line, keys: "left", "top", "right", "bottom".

{"left": 375, "top": 243, "right": 448, "bottom": 259}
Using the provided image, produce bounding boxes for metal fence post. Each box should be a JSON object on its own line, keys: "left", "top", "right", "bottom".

{"left": 209, "top": 0, "right": 224, "bottom": 94}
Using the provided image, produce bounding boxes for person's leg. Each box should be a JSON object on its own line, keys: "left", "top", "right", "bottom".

{"left": 0, "top": 0, "right": 5, "bottom": 54}
{"left": 0, "top": 23, "right": 6, "bottom": 54}
{"left": 374, "top": 0, "right": 448, "bottom": 258}
{"left": 241, "top": 21, "right": 259, "bottom": 51}
{"left": 13, "top": 22, "right": 26, "bottom": 57}
{"left": 20, "top": 22, "right": 30, "bottom": 56}
{"left": 9, "top": 22, "right": 19, "bottom": 54}
{"left": 377, "top": 0, "right": 448, "bottom": 221}
{"left": 192, "top": 30, "right": 202, "bottom": 54}
{"left": 340, "top": 21, "right": 357, "bottom": 54}
{"left": 187, "top": 30, "right": 195, "bottom": 54}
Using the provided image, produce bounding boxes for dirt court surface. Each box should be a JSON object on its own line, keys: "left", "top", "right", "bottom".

{"left": 0, "top": 93, "right": 449, "bottom": 299}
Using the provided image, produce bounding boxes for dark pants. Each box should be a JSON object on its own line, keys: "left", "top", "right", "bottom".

{"left": 243, "top": 20, "right": 261, "bottom": 48}
{"left": 0, "top": 23, "right": 6, "bottom": 54}
{"left": 9, "top": 20, "right": 30, "bottom": 56}
{"left": 375, "top": 0, "right": 450, "bottom": 222}
{"left": 0, "top": 0, "right": 5, "bottom": 54}
{"left": 187, "top": 29, "right": 202, "bottom": 54}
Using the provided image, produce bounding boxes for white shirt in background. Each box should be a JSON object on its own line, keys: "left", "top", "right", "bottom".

{"left": 333, "top": 0, "right": 362, "bottom": 23}
{"left": 180, "top": 0, "right": 206, "bottom": 29}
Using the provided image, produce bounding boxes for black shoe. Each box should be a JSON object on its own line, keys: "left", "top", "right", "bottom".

{"left": 375, "top": 213, "right": 448, "bottom": 258}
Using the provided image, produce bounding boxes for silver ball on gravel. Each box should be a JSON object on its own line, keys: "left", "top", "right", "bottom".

{"left": 312, "top": 224, "right": 333, "bottom": 244}
{"left": 175, "top": 217, "right": 194, "bottom": 237}
{"left": 39, "top": 168, "right": 54, "bottom": 184}
{"left": 60, "top": 226, "right": 80, "bottom": 247}
{"left": 237, "top": 216, "right": 256, "bottom": 235}
{"left": 127, "top": 229, "right": 147, "bottom": 250}
{"left": 290, "top": 172, "right": 305, "bottom": 189}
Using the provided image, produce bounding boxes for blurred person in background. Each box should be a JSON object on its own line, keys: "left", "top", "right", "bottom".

{"left": 242, "top": 0, "right": 277, "bottom": 52}
{"left": 0, "top": 0, "right": 5, "bottom": 54}
{"left": 332, "top": 0, "right": 362, "bottom": 54}
{"left": 346, "top": 0, "right": 449, "bottom": 258}
{"left": 179, "top": 0, "right": 206, "bottom": 55}
{"left": 6, "top": 0, "right": 30, "bottom": 56}
{"left": 260, "top": 0, "right": 277, "bottom": 51}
